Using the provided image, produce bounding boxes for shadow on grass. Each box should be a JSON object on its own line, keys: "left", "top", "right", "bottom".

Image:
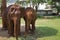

{"left": 34, "top": 27, "right": 57, "bottom": 37}
{"left": 20, "top": 26, "right": 57, "bottom": 40}
{"left": 0, "top": 26, "right": 57, "bottom": 40}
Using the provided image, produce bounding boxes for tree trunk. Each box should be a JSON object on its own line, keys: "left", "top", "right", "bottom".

{"left": 1, "top": 0, "right": 7, "bottom": 30}
{"left": 1, "top": 0, "right": 6, "bottom": 16}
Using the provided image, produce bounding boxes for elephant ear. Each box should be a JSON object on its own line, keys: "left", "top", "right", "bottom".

{"left": 7, "top": 6, "right": 14, "bottom": 17}
{"left": 20, "top": 7, "right": 25, "bottom": 13}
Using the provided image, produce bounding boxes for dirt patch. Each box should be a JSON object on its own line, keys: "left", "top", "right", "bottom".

{"left": 0, "top": 24, "right": 25, "bottom": 40}
{"left": 0, "top": 24, "right": 9, "bottom": 40}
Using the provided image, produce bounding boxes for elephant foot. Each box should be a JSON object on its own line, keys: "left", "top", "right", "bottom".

{"left": 18, "top": 32, "right": 20, "bottom": 35}
{"left": 8, "top": 34, "right": 14, "bottom": 37}
{"left": 1, "top": 28, "right": 8, "bottom": 30}
{"left": 24, "top": 32, "right": 27, "bottom": 38}
{"left": 30, "top": 30, "right": 35, "bottom": 34}
{"left": 29, "top": 27, "right": 31, "bottom": 30}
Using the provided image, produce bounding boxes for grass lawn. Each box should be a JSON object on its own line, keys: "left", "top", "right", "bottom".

{"left": 35, "top": 18, "right": 60, "bottom": 40}
{"left": 0, "top": 17, "right": 60, "bottom": 40}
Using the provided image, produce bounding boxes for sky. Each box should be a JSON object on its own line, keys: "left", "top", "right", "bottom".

{"left": 7, "top": 0, "right": 17, "bottom": 3}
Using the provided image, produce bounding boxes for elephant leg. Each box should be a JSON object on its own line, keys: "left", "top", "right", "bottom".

{"left": 31, "top": 21, "right": 35, "bottom": 32}
{"left": 11, "top": 20, "right": 14, "bottom": 36}
{"left": 7, "top": 15, "right": 11, "bottom": 36}
{"left": 14, "top": 19, "right": 18, "bottom": 40}
{"left": 8, "top": 20, "right": 14, "bottom": 36}
{"left": 7, "top": 14, "right": 14, "bottom": 36}
{"left": 25, "top": 21, "right": 27, "bottom": 37}
{"left": 29, "top": 24, "right": 31, "bottom": 31}
{"left": 14, "top": 19, "right": 17, "bottom": 36}
{"left": 17, "top": 19, "right": 20, "bottom": 35}
{"left": 25, "top": 20, "right": 30, "bottom": 37}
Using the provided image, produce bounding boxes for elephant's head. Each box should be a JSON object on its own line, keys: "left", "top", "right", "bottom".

{"left": 9, "top": 4, "right": 21, "bottom": 20}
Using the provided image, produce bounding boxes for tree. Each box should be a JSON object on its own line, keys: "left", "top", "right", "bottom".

{"left": 31, "top": 0, "right": 46, "bottom": 11}
{"left": 0, "top": 0, "right": 1, "bottom": 3}
{"left": 52, "top": 0, "right": 60, "bottom": 2}
{"left": 1, "top": 0, "right": 6, "bottom": 16}
{"left": 52, "top": 0, "right": 60, "bottom": 14}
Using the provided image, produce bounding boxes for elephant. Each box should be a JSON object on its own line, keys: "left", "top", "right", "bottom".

{"left": 7, "top": 4, "right": 21, "bottom": 40}
{"left": 2, "top": 5, "right": 13, "bottom": 30}
{"left": 20, "top": 7, "right": 37, "bottom": 36}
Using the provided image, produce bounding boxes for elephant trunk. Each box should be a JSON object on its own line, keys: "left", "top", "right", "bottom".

{"left": 13, "top": 17, "right": 18, "bottom": 40}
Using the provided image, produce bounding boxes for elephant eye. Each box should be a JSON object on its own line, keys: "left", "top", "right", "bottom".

{"left": 11, "top": 8, "right": 15, "bottom": 12}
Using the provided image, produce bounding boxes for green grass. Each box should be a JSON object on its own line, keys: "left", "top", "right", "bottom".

{"left": 34, "top": 18, "right": 60, "bottom": 40}
{"left": 20, "top": 18, "right": 60, "bottom": 40}
{"left": 0, "top": 17, "right": 60, "bottom": 40}
{"left": 0, "top": 18, "right": 2, "bottom": 24}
